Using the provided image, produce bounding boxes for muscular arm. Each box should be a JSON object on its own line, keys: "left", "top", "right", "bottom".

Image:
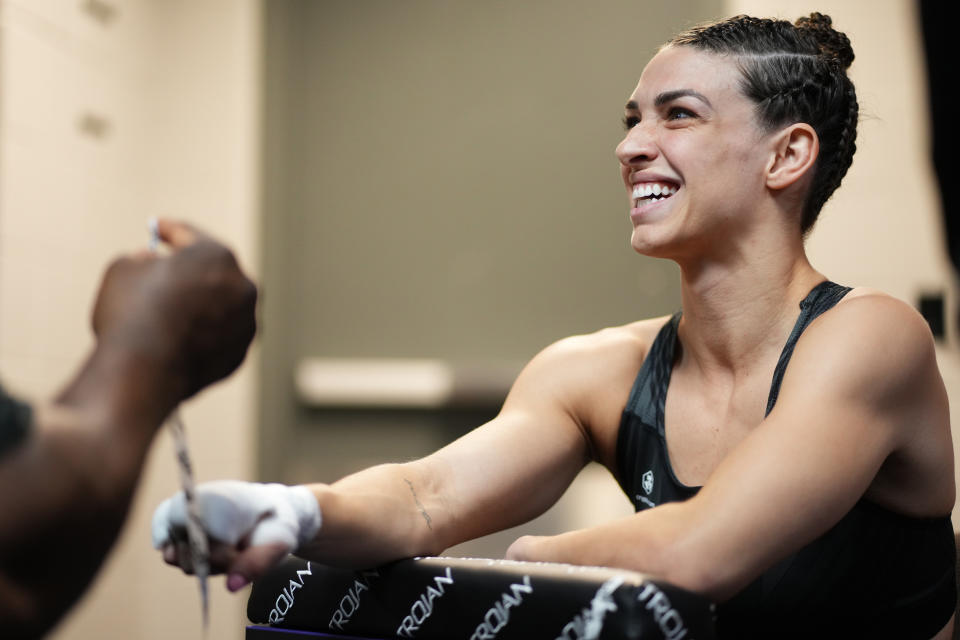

{"left": 0, "top": 220, "right": 256, "bottom": 636}
{"left": 0, "top": 343, "right": 179, "bottom": 637}
{"left": 299, "top": 336, "right": 598, "bottom": 566}
{"left": 508, "top": 296, "right": 954, "bottom": 601}
{"left": 173, "top": 328, "right": 648, "bottom": 588}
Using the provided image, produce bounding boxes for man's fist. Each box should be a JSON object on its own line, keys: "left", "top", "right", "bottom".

{"left": 91, "top": 219, "right": 257, "bottom": 399}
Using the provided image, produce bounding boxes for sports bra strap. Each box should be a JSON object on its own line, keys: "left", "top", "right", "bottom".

{"left": 764, "top": 281, "right": 852, "bottom": 416}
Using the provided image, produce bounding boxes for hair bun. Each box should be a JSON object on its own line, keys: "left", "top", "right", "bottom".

{"left": 795, "top": 12, "right": 854, "bottom": 69}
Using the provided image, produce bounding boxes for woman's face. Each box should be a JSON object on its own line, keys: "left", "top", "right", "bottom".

{"left": 616, "top": 45, "right": 774, "bottom": 260}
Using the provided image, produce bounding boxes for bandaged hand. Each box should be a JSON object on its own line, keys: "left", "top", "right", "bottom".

{"left": 151, "top": 480, "right": 321, "bottom": 591}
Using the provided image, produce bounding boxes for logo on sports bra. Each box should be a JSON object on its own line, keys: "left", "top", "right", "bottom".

{"left": 641, "top": 470, "right": 654, "bottom": 495}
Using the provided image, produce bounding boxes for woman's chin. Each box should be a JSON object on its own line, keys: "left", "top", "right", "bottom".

{"left": 630, "top": 228, "right": 674, "bottom": 259}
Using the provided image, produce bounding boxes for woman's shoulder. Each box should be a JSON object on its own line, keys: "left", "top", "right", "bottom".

{"left": 794, "top": 285, "right": 938, "bottom": 395}
{"left": 542, "top": 315, "right": 675, "bottom": 367}
{"left": 520, "top": 316, "right": 674, "bottom": 411}
{"left": 516, "top": 315, "right": 675, "bottom": 411}
{"left": 826, "top": 286, "right": 930, "bottom": 341}
{"left": 517, "top": 316, "right": 676, "bottom": 467}
{"left": 837, "top": 285, "right": 913, "bottom": 307}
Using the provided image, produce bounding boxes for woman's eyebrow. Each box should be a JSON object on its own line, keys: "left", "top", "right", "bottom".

{"left": 654, "top": 89, "right": 712, "bottom": 108}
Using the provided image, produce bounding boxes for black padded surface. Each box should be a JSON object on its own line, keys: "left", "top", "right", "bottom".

{"left": 247, "top": 556, "right": 716, "bottom": 639}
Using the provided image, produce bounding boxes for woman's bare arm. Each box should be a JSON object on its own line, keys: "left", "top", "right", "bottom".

{"left": 159, "top": 325, "right": 654, "bottom": 588}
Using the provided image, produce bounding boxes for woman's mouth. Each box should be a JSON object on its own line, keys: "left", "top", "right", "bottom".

{"left": 631, "top": 182, "right": 678, "bottom": 209}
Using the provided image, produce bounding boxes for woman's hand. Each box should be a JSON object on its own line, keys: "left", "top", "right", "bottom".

{"left": 505, "top": 534, "right": 550, "bottom": 562}
{"left": 152, "top": 480, "right": 322, "bottom": 591}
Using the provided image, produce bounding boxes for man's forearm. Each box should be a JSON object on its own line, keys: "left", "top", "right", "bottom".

{"left": 0, "top": 342, "right": 175, "bottom": 635}
{"left": 57, "top": 335, "right": 182, "bottom": 439}
{"left": 0, "top": 418, "right": 135, "bottom": 636}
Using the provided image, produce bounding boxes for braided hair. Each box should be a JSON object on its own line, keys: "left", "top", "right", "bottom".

{"left": 670, "top": 13, "right": 858, "bottom": 233}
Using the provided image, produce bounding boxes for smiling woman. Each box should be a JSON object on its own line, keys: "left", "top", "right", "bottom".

{"left": 616, "top": 39, "right": 827, "bottom": 260}
{"left": 153, "top": 12, "right": 955, "bottom": 640}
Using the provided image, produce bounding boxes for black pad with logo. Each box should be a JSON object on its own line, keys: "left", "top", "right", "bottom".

{"left": 247, "top": 556, "right": 716, "bottom": 639}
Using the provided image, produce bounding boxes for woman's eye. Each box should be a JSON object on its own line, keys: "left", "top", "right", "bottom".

{"left": 667, "top": 107, "right": 694, "bottom": 120}
{"left": 622, "top": 115, "right": 640, "bottom": 130}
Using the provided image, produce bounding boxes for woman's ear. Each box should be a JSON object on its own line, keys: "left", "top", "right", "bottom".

{"left": 766, "top": 123, "right": 819, "bottom": 190}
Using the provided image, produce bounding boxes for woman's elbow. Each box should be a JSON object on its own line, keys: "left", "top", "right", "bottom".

{"left": 654, "top": 538, "right": 752, "bottom": 603}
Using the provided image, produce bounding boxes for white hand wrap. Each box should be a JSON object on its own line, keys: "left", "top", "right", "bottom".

{"left": 151, "top": 480, "right": 322, "bottom": 552}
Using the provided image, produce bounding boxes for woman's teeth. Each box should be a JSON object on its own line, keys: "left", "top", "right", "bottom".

{"left": 632, "top": 183, "right": 678, "bottom": 207}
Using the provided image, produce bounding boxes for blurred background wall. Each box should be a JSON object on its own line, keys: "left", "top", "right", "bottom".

{"left": 0, "top": 0, "right": 261, "bottom": 636}
{"left": 0, "top": 0, "right": 955, "bottom": 638}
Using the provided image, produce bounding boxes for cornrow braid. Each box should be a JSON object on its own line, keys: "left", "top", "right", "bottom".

{"left": 670, "top": 13, "right": 859, "bottom": 232}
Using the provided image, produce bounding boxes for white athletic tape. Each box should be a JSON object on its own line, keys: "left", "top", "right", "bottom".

{"left": 148, "top": 220, "right": 210, "bottom": 625}
{"left": 152, "top": 480, "right": 322, "bottom": 553}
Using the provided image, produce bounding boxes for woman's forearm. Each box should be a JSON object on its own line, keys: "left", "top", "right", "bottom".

{"left": 298, "top": 462, "right": 449, "bottom": 568}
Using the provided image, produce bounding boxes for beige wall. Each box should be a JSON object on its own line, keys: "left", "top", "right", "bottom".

{"left": 0, "top": 0, "right": 262, "bottom": 637}
{"left": 722, "top": 0, "right": 960, "bottom": 521}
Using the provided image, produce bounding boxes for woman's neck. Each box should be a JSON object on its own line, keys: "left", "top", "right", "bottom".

{"left": 674, "top": 235, "right": 824, "bottom": 375}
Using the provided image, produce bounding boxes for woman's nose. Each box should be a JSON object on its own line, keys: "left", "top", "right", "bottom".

{"left": 615, "top": 124, "right": 658, "bottom": 166}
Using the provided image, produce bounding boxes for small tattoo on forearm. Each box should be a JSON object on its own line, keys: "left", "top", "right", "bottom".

{"left": 403, "top": 478, "right": 433, "bottom": 530}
